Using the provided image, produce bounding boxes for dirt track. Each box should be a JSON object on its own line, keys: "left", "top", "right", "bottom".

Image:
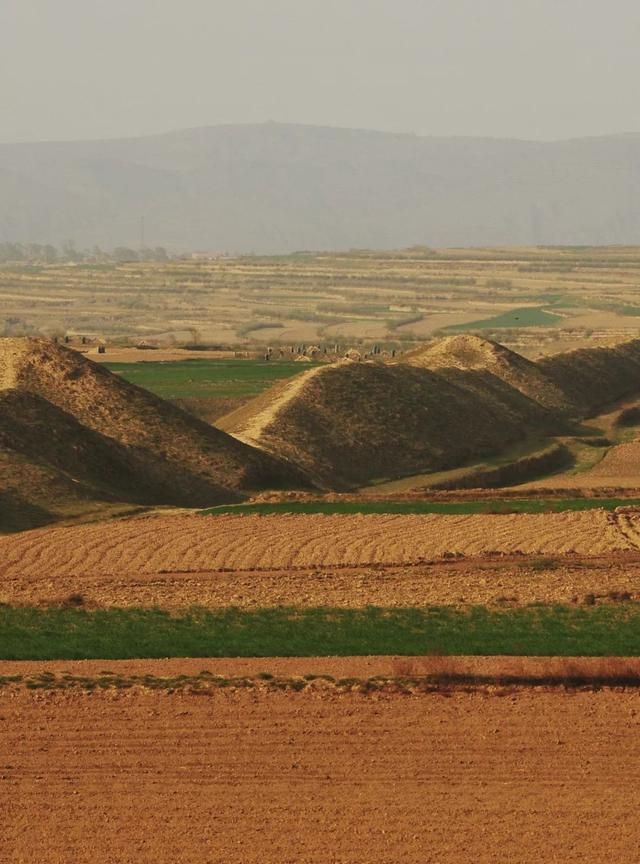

{"left": 4, "top": 655, "right": 640, "bottom": 680}
{"left": 3, "top": 687, "right": 640, "bottom": 863}
{"left": 522, "top": 439, "right": 640, "bottom": 489}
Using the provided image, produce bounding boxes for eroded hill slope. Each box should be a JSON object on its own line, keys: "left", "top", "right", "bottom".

{"left": 0, "top": 339, "right": 310, "bottom": 530}
{"left": 220, "top": 336, "right": 640, "bottom": 489}
{"left": 219, "top": 360, "right": 560, "bottom": 488}
{"left": 404, "top": 335, "right": 573, "bottom": 413}
{"left": 538, "top": 339, "right": 640, "bottom": 415}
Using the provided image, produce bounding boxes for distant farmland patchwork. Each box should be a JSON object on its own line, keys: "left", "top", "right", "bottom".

{"left": 4, "top": 246, "right": 640, "bottom": 356}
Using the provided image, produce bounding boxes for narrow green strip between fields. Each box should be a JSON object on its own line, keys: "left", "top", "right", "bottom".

{"left": 4, "top": 606, "right": 640, "bottom": 660}
{"left": 445, "top": 306, "right": 563, "bottom": 331}
{"left": 200, "top": 498, "right": 640, "bottom": 517}
{"left": 105, "top": 360, "right": 313, "bottom": 399}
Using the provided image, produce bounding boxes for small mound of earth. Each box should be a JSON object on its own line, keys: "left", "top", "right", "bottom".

{"left": 403, "top": 335, "right": 573, "bottom": 413}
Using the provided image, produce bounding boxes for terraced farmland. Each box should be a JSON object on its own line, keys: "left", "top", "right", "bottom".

{"left": 6, "top": 246, "right": 640, "bottom": 355}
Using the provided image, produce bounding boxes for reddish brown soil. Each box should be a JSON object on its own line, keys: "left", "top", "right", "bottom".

{"left": 3, "top": 687, "right": 640, "bottom": 863}
{"left": 4, "top": 655, "right": 640, "bottom": 680}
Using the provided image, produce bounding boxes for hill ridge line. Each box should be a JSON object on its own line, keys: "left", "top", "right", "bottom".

{"left": 0, "top": 338, "right": 28, "bottom": 390}
{"left": 233, "top": 364, "right": 331, "bottom": 448}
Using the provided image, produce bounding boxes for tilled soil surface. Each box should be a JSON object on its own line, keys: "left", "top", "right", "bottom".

{"left": 5, "top": 554, "right": 640, "bottom": 608}
{"left": 1, "top": 510, "right": 638, "bottom": 582}
{"left": 3, "top": 687, "right": 640, "bottom": 863}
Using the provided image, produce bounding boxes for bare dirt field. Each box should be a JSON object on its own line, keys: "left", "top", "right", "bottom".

{"left": 1, "top": 512, "right": 635, "bottom": 583}
{"left": 85, "top": 347, "right": 236, "bottom": 362}
{"left": 5, "top": 655, "right": 640, "bottom": 680}
{"left": 5, "top": 553, "right": 640, "bottom": 609}
{"left": 3, "top": 686, "right": 640, "bottom": 863}
{"left": 3, "top": 512, "right": 640, "bottom": 608}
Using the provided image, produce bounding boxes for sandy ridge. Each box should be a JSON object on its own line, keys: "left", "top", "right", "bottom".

{"left": 232, "top": 363, "right": 330, "bottom": 447}
{"left": 0, "top": 338, "right": 27, "bottom": 390}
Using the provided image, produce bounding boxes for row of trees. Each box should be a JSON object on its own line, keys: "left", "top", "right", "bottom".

{"left": 0, "top": 242, "right": 169, "bottom": 264}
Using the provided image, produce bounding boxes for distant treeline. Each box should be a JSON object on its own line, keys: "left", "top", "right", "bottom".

{"left": 0, "top": 242, "right": 170, "bottom": 264}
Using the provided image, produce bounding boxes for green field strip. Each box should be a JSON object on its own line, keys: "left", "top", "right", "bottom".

{"left": 105, "top": 359, "right": 313, "bottom": 399}
{"left": 4, "top": 605, "right": 640, "bottom": 660}
{"left": 445, "top": 306, "right": 562, "bottom": 331}
{"left": 200, "top": 498, "right": 640, "bottom": 517}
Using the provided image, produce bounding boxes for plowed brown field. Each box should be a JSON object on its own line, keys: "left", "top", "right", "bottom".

{"left": 0, "top": 512, "right": 634, "bottom": 579}
{"left": 6, "top": 554, "right": 640, "bottom": 608}
{"left": 2, "top": 511, "right": 639, "bottom": 607}
{"left": 3, "top": 687, "right": 640, "bottom": 863}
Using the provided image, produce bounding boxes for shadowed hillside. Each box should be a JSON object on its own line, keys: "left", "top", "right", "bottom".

{"left": 218, "top": 360, "right": 562, "bottom": 488}
{"left": 0, "top": 338, "right": 310, "bottom": 530}
{"left": 219, "top": 336, "right": 640, "bottom": 488}
{"left": 404, "top": 335, "right": 573, "bottom": 414}
{"left": 538, "top": 339, "right": 640, "bottom": 415}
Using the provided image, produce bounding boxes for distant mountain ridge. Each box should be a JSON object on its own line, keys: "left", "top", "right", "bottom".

{"left": 1, "top": 123, "right": 640, "bottom": 253}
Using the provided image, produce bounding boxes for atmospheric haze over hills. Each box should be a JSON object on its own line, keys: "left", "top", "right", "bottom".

{"left": 2, "top": 123, "right": 640, "bottom": 254}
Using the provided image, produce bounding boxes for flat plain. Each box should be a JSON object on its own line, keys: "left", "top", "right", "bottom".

{"left": 6, "top": 246, "right": 640, "bottom": 355}
{"left": 4, "top": 686, "right": 640, "bottom": 863}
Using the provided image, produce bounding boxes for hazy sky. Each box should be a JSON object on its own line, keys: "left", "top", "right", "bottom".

{"left": 1, "top": 0, "right": 639, "bottom": 144}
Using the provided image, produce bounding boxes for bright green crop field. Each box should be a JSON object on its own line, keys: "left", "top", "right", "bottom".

{"left": 3, "top": 605, "right": 640, "bottom": 660}
{"left": 447, "top": 306, "right": 562, "bottom": 331}
{"left": 105, "top": 359, "right": 312, "bottom": 399}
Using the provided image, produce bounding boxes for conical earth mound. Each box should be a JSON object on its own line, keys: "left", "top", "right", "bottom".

{"left": 218, "top": 358, "right": 559, "bottom": 488}
{"left": 0, "top": 338, "right": 310, "bottom": 529}
{"left": 403, "top": 335, "right": 572, "bottom": 413}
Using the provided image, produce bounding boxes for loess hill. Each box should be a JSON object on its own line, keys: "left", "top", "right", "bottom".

{"left": 538, "top": 339, "right": 640, "bottom": 415}
{"left": 0, "top": 338, "right": 309, "bottom": 530}
{"left": 403, "top": 335, "right": 574, "bottom": 414}
{"left": 218, "top": 357, "right": 564, "bottom": 488}
{"left": 219, "top": 336, "right": 640, "bottom": 489}
{"left": 5, "top": 334, "right": 640, "bottom": 530}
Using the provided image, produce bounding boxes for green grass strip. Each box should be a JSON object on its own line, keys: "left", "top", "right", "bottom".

{"left": 3, "top": 605, "right": 640, "bottom": 660}
{"left": 445, "top": 306, "right": 562, "bottom": 331}
{"left": 105, "top": 359, "right": 312, "bottom": 399}
{"left": 200, "top": 498, "right": 640, "bottom": 517}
